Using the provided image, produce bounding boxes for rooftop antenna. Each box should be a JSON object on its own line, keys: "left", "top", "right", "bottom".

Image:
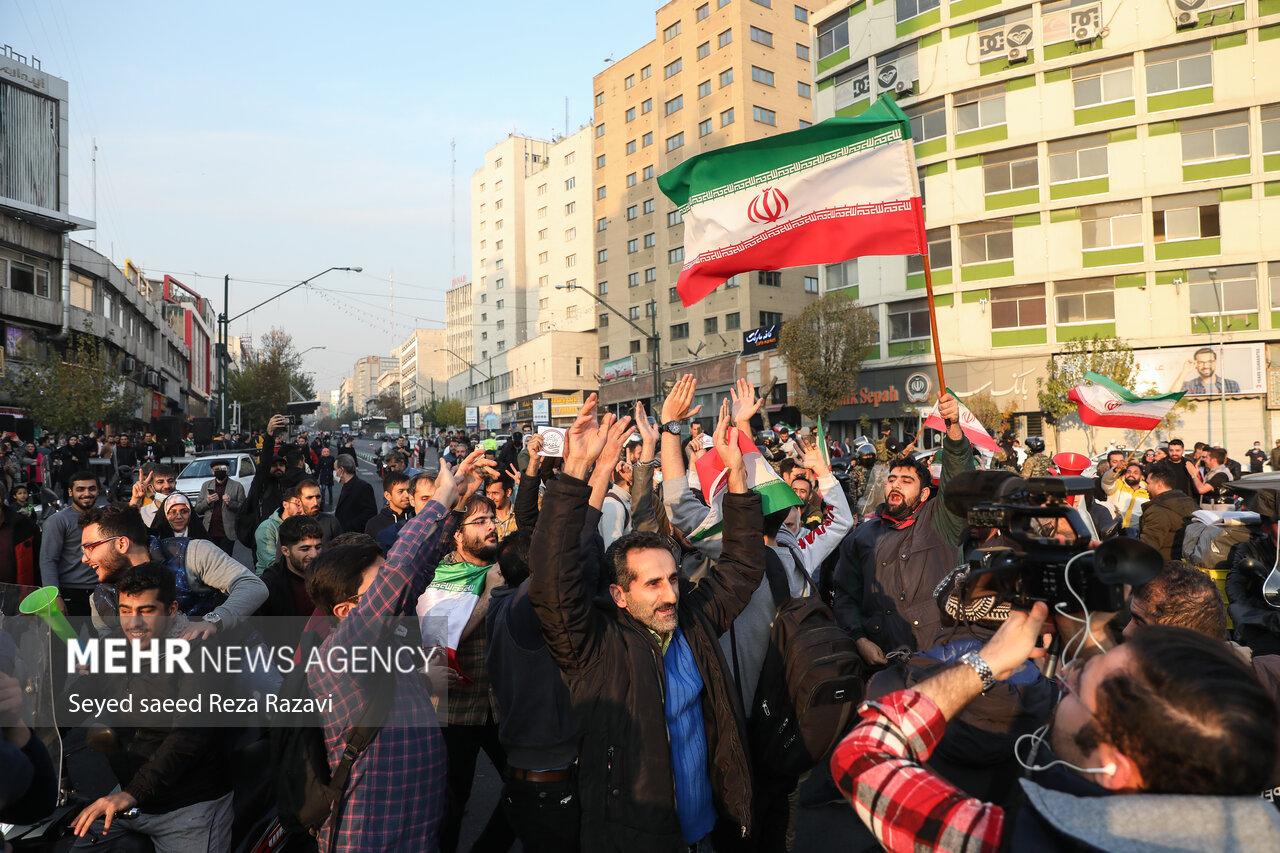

{"left": 91, "top": 138, "right": 98, "bottom": 248}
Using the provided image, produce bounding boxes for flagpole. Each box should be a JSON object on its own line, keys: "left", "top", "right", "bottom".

{"left": 921, "top": 252, "right": 953, "bottom": 427}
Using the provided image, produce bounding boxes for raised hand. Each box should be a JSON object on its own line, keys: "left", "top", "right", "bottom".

{"left": 729, "top": 378, "right": 763, "bottom": 431}
{"left": 660, "top": 374, "right": 701, "bottom": 425}
{"left": 564, "top": 394, "right": 615, "bottom": 479}
{"left": 634, "top": 400, "right": 658, "bottom": 459}
{"left": 432, "top": 454, "right": 464, "bottom": 510}
{"left": 129, "top": 471, "right": 154, "bottom": 507}
{"left": 803, "top": 437, "right": 830, "bottom": 479}
{"left": 713, "top": 399, "right": 748, "bottom": 492}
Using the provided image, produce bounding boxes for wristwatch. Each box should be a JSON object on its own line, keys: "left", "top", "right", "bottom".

{"left": 661, "top": 420, "right": 682, "bottom": 435}
{"left": 202, "top": 612, "right": 223, "bottom": 633}
{"left": 959, "top": 651, "right": 995, "bottom": 692}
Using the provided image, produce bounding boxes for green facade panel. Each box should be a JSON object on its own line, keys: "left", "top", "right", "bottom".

{"left": 933, "top": 293, "right": 955, "bottom": 307}
{"left": 1057, "top": 322, "right": 1117, "bottom": 341}
{"left": 961, "top": 260, "right": 1014, "bottom": 282}
{"left": 1267, "top": 181, "right": 1280, "bottom": 197}
{"left": 923, "top": 161, "right": 949, "bottom": 177}
{"left": 1192, "top": 313, "right": 1258, "bottom": 333}
{"left": 956, "top": 154, "right": 982, "bottom": 170}
{"left": 816, "top": 47, "right": 850, "bottom": 74}
{"left": 896, "top": 8, "right": 940, "bottom": 37}
{"left": 981, "top": 51, "right": 1035, "bottom": 77}
{"left": 1044, "top": 68, "right": 1072, "bottom": 84}
{"left": 949, "top": 20, "right": 979, "bottom": 37}
{"left": 1148, "top": 120, "right": 1180, "bottom": 136}
{"left": 920, "top": 30, "right": 944, "bottom": 48}
{"left": 1147, "top": 86, "right": 1214, "bottom": 113}
{"left": 817, "top": 77, "right": 835, "bottom": 92}
{"left": 1155, "top": 269, "right": 1187, "bottom": 285}
{"left": 949, "top": 0, "right": 1001, "bottom": 15}
{"left": 888, "top": 339, "right": 932, "bottom": 357}
{"left": 1182, "top": 157, "right": 1251, "bottom": 182}
{"left": 1074, "top": 100, "right": 1136, "bottom": 125}
{"left": 1050, "top": 177, "right": 1109, "bottom": 199}
{"left": 1264, "top": 154, "right": 1280, "bottom": 173}
{"left": 849, "top": 0, "right": 868, "bottom": 14}
{"left": 836, "top": 100, "right": 872, "bottom": 117}
{"left": 955, "top": 124, "right": 1009, "bottom": 148}
{"left": 1007, "top": 75, "right": 1037, "bottom": 91}
{"left": 915, "top": 138, "right": 947, "bottom": 158}
{"left": 1212, "top": 31, "right": 1247, "bottom": 50}
{"left": 1274, "top": 310, "right": 1280, "bottom": 328}
{"left": 933, "top": 267, "right": 953, "bottom": 287}
{"left": 1265, "top": 0, "right": 1280, "bottom": 19}
{"left": 1109, "top": 127, "right": 1137, "bottom": 143}
{"left": 1050, "top": 207, "right": 1081, "bottom": 222}
{"left": 1115, "top": 273, "right": 1147, "bottom": 288}
{"left": 986, "top": 188, "right": 1040, "bottom": 210}
{"left": 907, "top": 272, "right": 925, "bottom": 290}
{"left": 1219, "top": 185, "right": 1252, "bottom": 202}
{"left": 1044, "top": 39, "right": 1103, "bottom": 61}
{"left": 992, "top": 328, "right": 1048, "bottom": 347}
{"left": 1261, "top": 24, "right": 1280, "bottom": 41}
{"left": 1154, "top": 237, "right": 1220, "bottom": 261}
{"left": 962, "top": 288, "right": 990, "bottom": 303}
{"left": 1013, "top": 212, "right": 1041, "bottom": 228}
{"left": 1083, "top": 246, "right": 1144, "bottom": 267}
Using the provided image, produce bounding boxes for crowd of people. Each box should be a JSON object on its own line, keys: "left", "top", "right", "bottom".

{"left": 4, "top": 380, "right": 1280, "bottom": 853}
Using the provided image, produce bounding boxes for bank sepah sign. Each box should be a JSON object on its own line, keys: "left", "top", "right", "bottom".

{"left": 741, "top": 322, "right": 781, "bottom": 355}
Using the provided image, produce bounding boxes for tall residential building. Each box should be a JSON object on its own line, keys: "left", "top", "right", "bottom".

{"left": 592, "top": 0, "right": 821, "bottom": 415}
{"left": 810, "top": 0, "right": 1280, "bottom": 453}
{"left": 352, "top": 355, "right": 398, "bottom": 415}
{"left": 398, "top": 327, "right": 448, "bottom": 412}
{"left": 444, "top": 279, "right": 474, "bottom": 379}
{"left": 449, "top": 128, "right": 600, "bottom": 428}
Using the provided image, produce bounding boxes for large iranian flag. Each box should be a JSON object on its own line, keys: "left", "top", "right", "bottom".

{"left": 658, "top": 95, "right": 924, "bottom": 306}
{"left": 1068, "top": 372, "right": 1185, "bottom": 430}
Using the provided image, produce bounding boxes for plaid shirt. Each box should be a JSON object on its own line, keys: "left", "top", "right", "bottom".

{"left": 830, "top": 688, "right": 1004, "bottom": 853}
{"left": 310, "top": 501, "right": 452, "bottom": 852}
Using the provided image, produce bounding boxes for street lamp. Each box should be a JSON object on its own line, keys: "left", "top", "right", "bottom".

{"left": 434, "top": 347, "right": 493, "bottom": 404}
{"left": 557, "top": 283, "right": 661, "bottom": 405}
{"left": 299, "top": 345, "right": 327, "bottom": 358}
{"left": 217, "top": 267, "right": 361, "bottom": 430}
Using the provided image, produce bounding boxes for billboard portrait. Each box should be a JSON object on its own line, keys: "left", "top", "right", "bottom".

{"left": 1132, "top": 343, "right": 1265, "bottom": 397}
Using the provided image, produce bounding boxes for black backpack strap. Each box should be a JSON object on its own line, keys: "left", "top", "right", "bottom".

{"left": 763, "top": 547, "right": 792, "bottom": 608}
{"left": 324, "top": 670, "right": 398, "bottom": 841}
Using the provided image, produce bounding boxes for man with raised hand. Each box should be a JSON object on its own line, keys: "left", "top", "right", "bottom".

{"left": 530, "top": 395, "right": 764, "bottom": 852}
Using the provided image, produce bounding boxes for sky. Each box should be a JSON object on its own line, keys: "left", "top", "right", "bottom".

{"left": 5, "top": 0, "right": 657, "bottom": 394}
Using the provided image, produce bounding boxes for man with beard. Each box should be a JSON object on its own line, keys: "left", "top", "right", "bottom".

{"left": 129, "top": 465, "right": 179, "bottom": 527}
{"left": 238, "top": 415, "right": 292, "bottom": 549}
{"left": 78, "top": 503, "right": 267, "bottom": 639}
{"left": 1101, "top": 461, "right": 1149, "bottom": 532}
{"left": 194, "top": 462, "right": 245, "bottom": 555}
{"left": 39, "top": 471, "right": 101, "bottom": 617}
{"left": 421, "top": 492, "right": 513, "bottom": 853}
{"left": 256, "top": 514, "right": 323, "bottom": 620}
{"left": 293, "top": 477, "right": 342, "bottom": 542}
{"left": 485, "top": 476, "right": 517, "bottom": 542}
{"left": 833, "top": 392, "right": 974, "bottom": 666}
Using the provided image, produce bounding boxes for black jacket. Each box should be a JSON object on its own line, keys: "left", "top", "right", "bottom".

{"left": 365, "top": 505, "right": 412, "bottom": 540}
{"left": 1138, "top": 489, "right": 1199, "bottom": 560}
{"left": 530, "top": 475, "right": 764, "bottom": 852}
{"left": 334, "top": 476, "right": 378, "bottom": 536}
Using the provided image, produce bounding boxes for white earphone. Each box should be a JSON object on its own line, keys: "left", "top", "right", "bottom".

{"left": 1014, "top": 725, "right": 1117, "bottom": 776}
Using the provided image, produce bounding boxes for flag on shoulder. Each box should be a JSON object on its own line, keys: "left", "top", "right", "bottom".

{"left": 657, "top": 95, "right": 925, "bottom": 307}
{"left": 1068, "top": 372, "right": 1185, "bottom": 430}
{"left": 690, "top": 428, "right": 800, "bottom": 542}
{"left": 921, "top": 391, "right": 1000, "bottom": 452}
{"left": 416, "top": 558, "right": 491, "bottom": 684}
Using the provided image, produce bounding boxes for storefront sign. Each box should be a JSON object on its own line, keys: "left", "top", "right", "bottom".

{"left": 742, "top": 323, "right": 781, "bottom": 355}
{"left": 464, "top": 407, "right": 479, "bottom": 428}
{"left": 549, "top": 393, "right": 584, "bottom": 419}
{"left": 904, "top": 372, "right": 932, "bottom": 403}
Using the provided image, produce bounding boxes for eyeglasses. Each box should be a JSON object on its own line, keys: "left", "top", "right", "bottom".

{"left": 462, "top": 516, "right": 497, "bottom": 528}
{"left": 81, "top": 535, "right": 120, "bottom": 554}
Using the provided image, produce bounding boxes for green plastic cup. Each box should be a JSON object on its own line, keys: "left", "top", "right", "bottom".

{"left": 19, "top": 585, "right": 79, "bottom": 643}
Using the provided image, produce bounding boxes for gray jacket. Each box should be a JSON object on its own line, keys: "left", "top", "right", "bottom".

{"left": 39, "top": 505, "right": 96, "bottom": 590}
{"left": 193, "top": 478, "right": 246, "bottom": 536}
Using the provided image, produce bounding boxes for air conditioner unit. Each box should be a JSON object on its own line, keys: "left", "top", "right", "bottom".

{"left": 1007, "top": 46, "right": 1028, "bottom": 63}
{"left": 1073, "top": 23, "right": 1099, "bottom": 43}
{"left": 1175, "top": 10, "right": 1197, "bottom": 27}
{"left": 894, "top": 80, "right": 914, "bottom": 95}
{"left": 121, "top": 356, "right": 136, "bottom": 373}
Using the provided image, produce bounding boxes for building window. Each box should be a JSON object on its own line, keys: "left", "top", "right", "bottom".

{"left": 598, "top": 249, "right": 609, "bottom": 262}
{"left": 796, "top": 4, "right": 808, "bottom": 19}
{"left": 1181, "top": 110, "right": 1249, "bottom": 164}
{"left": 889, "top": 298, "right": 931, "bottom": 341}
{"left": 760, "top": 311, "right": 783, "bottom": 326}
{"left": 497, "top": 319, "right": 505, "bottom": 329}
{"left": 700, "top": 118, "right": 713, "bottom": 137}
{"left": 758, "top": 271, "right": 782, "bottom": 287}
{"left": 670, "top": 323, "right": 691, "bottom": 340}
{"left": 720, "top": 68, "right": 734, "bottom": 87}
{"left": 599, "top": 280, "right": 609, "bottom": 294}
{"left": 1263, "top": 106, "right": 1280, "bottom": 155}
{"left": 538, "top": 251, "right": 550, "bottom": 264}
{"left": 626, "top": 106, "right": 636, "bottom": 122}
{"left": 669, "top": 286, "right": 681, "bottom": 302}
{"left": 698, "top": 79, "right": 712, "bottom": 98}
{"left": 959, "top": 218, "right": 1014, "bottom": 264}
{"left": 753, "top": 106, "right": 777, "bottom": 126}
{"left": 566, "top": 254, "right": 577, "bottom": 267}
{"left": 629, "top": 272, "right": 641, "bottom": 287}
{"left": 627, "top": 139, "right": 637, "bottom": 154}
{"left": 833, "top": 62, "right": 870, "bottom": 110}
{"left": 1146, "top": 41, "right": 1212, "bottom": 95}
{"left": 804, "top": 275, "right": 819, "bottom": 293}
{"left": 565, "top": 227, "right": 577, "bottom": 240}
{"left": 627, "top": 204, "right": 639, "bottom": 220}
{"left": 644, "top": 165, "right": 655, "bottom": 180}
{"left": 719, "top": 0, "right": 731, "bottom": 7}
{"left": 954, "top": 86, "right": 1006, "bottom": 133}
{"left": 983, "top": 145, "right": 1038, "bottom": 195}
{"left": 623, "top": 172, "right": 635, "bottom": 188}
{"left": 667, "top": 132, "right": 685, "bottom": 152}
{"left": 752, "top": 66, "right": 775, "bottom": 86}
{"left": 642, "top": 131, "right": 654, "bottom": 147}
{"left": 600, "top": 346, "right": 610, "bottom": 359}
{"left": 599, "top": 313, "right": 610, "bottom": 327}
{"left": 643, "top": 233, "right": 657, "bottom": 248}
{"left": 630, "top": 340, "right": 642, "bottom": 353}
{"left": 642, "top": 98, "right": 653, "bottom": 114}
{"left": 721, "top": 107, "right": 735, "bottom": 126}
{"left": 908, "top": 99, "right": 946, "bottom": 144}
{"left": 667, "top": 208, "right": 683, "bottom": 226}
{"left": 826, "top": 259, "right": 858, "bottom": 289}
{"left": 726, "top": 312, "right": 741, "bottom": 330}
{"left": 669, "top": 247, "right": 685, "bottom": 263}
{"left": 1153, "top": 191, "right": 1219, "bottom": 243}
{"left": 705, "top": 316, "right": 720, "bottom": 334}
{"left": 665, "top": 95, "right": 684, "bottom": 115}
{"left": 1189, "top": 264, "right": 1257, "bottom": 316}
{"left": 990, "top": 284, "right": 1046, "bottom": 329}
{"left": 641, "top": 64, "right": 652, "bottom": 79}
{"left": 896, "top": 0, "right": 940, "bottom": 23}
{"left": 1055, "top": 278, "right": 1115, "bottom": 324}
{"left": 1072, "top": 58, "right": 1134, "bottom": 108}
{"left": 482, "top": 332, "right": 488, "bottom": 341}
{"left": 597, "top": 217, "right": 608, "bottom": 231}
{"left": 71, "top": 272, "right": 94, "bottom": 309}
{"left": 753, "top": 0, "right": 771, "bottom": 6}
{"left": 797, "top": 42, "right": 810, "bottom": 61}
{"left": 664, "top": 20, "right": 682, "bottom": 41}
{"left": 798, "top": 81, "right": 811, "bottom": 98}
{"left": 665, "top": 58, "right": 683, "bottom": 78}
{"left": 1081, "top": 200, "right": 1143, "bottom": 249}
{"left": 596, "top": 123, "right": 606, "bottom": 138}
{"left": 630, "top": 306, "right": 641, "bottom": 320}
{"left": 1048, "top": 133, "right": 1109, "bottom": 183}
{"left": 645, "top": 267, "right": 658, "bottom": 282}
{"left": 817, "top": 15, "right": 848, "bottom": 59}
{"left": 566, "top": 202, "right": 576, "bottom": 214}
{"left": 597, "top": 186, "right": 607, "bottom": 199}
{"left": 908, "top": 228, "right": 953, "bottom": 274}
{"left": 628, "top": 238, "right": 640, "bottom": 254}
{"left": 698, "top": 41, "right": 711, "bottom": 60}
{"left": 625, "top": 74, "right": 635, "bottom": 89}
{"left": 719, "top": 29, "right": 733, "bottom": 48}
{"left": 594, "top": 92, "right": 604, "bottom": 107}
{"left": 697, "top": 3, "right": 710, "bottom": 21}
{"left": 749, "top": 26, "right": 773, "bottom": 47}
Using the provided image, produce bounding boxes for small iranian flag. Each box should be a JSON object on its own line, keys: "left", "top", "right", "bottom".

{"left": 690, "top": 428, "right": 801, "bottom": 542}
{"left": 921, "top": 390, "right": 1000, "bottom": 452}
{"left": 416, "top": 559, "right": 491, "bottom": 683}
{"left": 658, "top": 95, "right": 924, "bottom": 307}
{"left": 1069, "top": 372, "right": 1185, "bottom": 430}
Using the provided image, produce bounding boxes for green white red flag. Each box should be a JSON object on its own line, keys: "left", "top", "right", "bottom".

{"left": 657, "top": 95, "right": 924, "bottom": 307}
{"left": 921, "top": 389, "right": 1000, "bottom": 452}
{"left": 1069, "top": 372, "right": 1185, "bottom": 430}
{"left": 690, "top": 428, "right": 800, "bottom": 542}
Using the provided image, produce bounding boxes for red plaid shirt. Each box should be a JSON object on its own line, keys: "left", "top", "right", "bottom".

{"left": 830, "top": 688, "right": 1005, "bottom": 853}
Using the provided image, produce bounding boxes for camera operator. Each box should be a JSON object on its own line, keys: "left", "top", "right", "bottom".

{"left": 831, "top": 601, "right": 1280, "bottom": 851}
{"left": 832, "top": 392, "right": 974, "bottom": 665}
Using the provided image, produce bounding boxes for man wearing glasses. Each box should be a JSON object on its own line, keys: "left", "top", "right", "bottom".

{"left": 39, "top": 470, "right": 101, "bottom": 617}
{"left": 1181, "top": 347, "right": 1241, "bottom": 395}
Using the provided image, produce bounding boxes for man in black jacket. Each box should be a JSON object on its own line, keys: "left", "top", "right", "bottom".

{"left": 256, "top": 514, "right": 323, "bottom": 619}
{"left": 530, "top": 395, "right": 763, "bottom": 852}
{"left": 333, "top": 454, "right": 377, "bottom": 535}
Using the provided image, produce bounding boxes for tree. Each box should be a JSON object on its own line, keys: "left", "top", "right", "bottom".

{"left": 425, "top": 397, "right": 465, "bottom": 429}
{"left": 226, "top": 328, "right": 315, "bottom": 432}
{"left": 1, "top": 330, "right": 141, "bottom": 434}
{"left": 368, "top": 390, "right": 403, "bottom": 421}
{"left": 777, "top": 293, "right": 879, "bottom": 424}
{"left": 963, "top": 390, "right": 1005, "bottom": 434}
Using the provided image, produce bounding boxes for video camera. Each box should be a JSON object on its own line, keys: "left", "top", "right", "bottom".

{"left": 947, "top": 470, "right": 1161, "bottom": 612}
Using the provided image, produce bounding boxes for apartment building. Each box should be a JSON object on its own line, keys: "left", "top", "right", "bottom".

{"left": 810, "top": 0, "right": 1280, "bottom": 453}
{"left": 352, "top": 355, "right": 398, "bottom": 414}
{"left": 398, "top": 327, "right": 447, "bottom": 412}
{"left": 592, "top": 0, "right": 821, "bottom": 415}
{"left": 444, "top": 279, "right": 473, "bottom": 379}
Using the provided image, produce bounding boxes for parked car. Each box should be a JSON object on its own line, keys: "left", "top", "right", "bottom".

{"left": 175, "top": 452, "right": 257, "bottom": 502}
